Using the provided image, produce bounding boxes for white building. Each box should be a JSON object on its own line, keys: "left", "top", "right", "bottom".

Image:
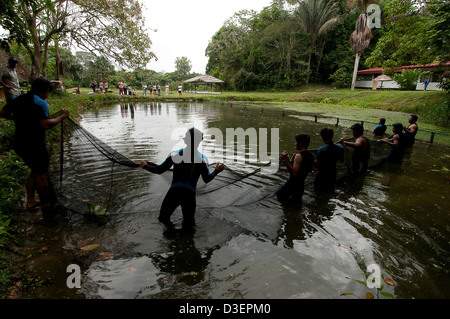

{"left": 355, "top": 61, "right": 449, "bottom": 91}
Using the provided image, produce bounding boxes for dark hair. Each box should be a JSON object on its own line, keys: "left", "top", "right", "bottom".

{"left": 409, "top": 114, "right": 418, "bottom": 122}
{"left": 185, "top": 127, "right": 203, "bottom": 146}
{"left": 30, "top": 77, "right": 54, "bottom": 95}
{"left": 320, "top": 128, "right": 334, "bottom": 141}
{"left": 295, "top": 133, "right": 310, "bottom": 148}
{"left": 392, "top": 123, "right": 403, "bottom": 133}
{"left": 379, "top": 118, "right": 386, "bottom": 124}
{"left": 351, "top": 123, "right": 364, "bottom": 135}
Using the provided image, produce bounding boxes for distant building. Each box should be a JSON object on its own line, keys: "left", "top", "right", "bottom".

{"left": 356, "top": 61, "right": 450, "bottom": 91}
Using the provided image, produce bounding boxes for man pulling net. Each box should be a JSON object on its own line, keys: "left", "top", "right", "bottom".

{"left": 139, "top": 127, "right": 225, "bottom": 233}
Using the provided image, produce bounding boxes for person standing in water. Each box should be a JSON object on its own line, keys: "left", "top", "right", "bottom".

{"left": 340, "top": 123, "right": 370, "bottom": 176}
{"left": 139, "top": 128, "right": 224, "bottom": 232}
{"left": 372, "top": 118, "right": 387, "bottom": 137}
{"left": 314, "top": 128, "right": 344, "bottom": 192}
{"left": 276, "top": 133, "right": 315, "bottom": 206}
{"left": 380, "top": 123, "right": 407, "bottom": 163}
{"left": 403, "top": 114, "right": 418, "bottom": 147}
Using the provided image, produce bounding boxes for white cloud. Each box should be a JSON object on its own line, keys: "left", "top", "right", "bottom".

{"left": 142, "top": 0, "right": 273, "bottom": 73}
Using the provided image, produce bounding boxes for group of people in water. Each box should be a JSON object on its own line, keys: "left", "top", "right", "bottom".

{"left": 276, "top": 115, "right": 419, "bottom": 206}
{"left": 135, "top": 114, "right": 418, "bottom": 232}
{"left": 0, "top": 74, "right": 420, "bottom": 232}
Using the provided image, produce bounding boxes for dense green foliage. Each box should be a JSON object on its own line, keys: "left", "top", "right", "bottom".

{"left": 204, "top": 0, "right": 383, "bottom": 91}
{"left": 393, "top": 69, "right": 424, "bottom": 90}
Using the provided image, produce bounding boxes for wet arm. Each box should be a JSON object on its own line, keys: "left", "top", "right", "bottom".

{"left": 405, "top": 124, "right": 418, "bottom": 134}
{"left": 381, "top": 134, "right": 400, "bottom": 147}
{"left": 201, "top": 163, "right": 224, "bottom": 183}
{"left": 141, "top": 156, "right": 173, "bottom": 175}
{"left": 285, "top": 153, "right": 302, "bottom": 177}
{"left": 39, "top": 109, "right": 69, "bottom": 130}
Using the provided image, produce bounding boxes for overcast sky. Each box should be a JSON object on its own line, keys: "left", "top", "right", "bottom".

{"left": 143, "top": 0, "right": 273, "bottom": 74}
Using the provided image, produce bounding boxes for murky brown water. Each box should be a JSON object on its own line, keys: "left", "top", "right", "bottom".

{"left": 30, "top": 101, "right": 449, "bottom": 299}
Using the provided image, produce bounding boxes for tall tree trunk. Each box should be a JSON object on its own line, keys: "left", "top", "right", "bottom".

{"left": 29, "top": 48, "right": 42, "bottom": 82}
{"left": 55, "top": 38, "right": 63, "bottom": 81}
{"left": 315, "top": 39, "right": 326, "bottom": 82}
{"left": 42, "top": 41, "right": 49, "bottom": 78}
{"left": 351, "top": 53, "right": 361, "bottom": 91}
{"left": 306, "top": 50, "right": 312, "bottom": 85}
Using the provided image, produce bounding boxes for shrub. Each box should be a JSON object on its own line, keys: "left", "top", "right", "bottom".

{"left": 329, "top": 67, "right": 352, "bottom": 88}
{"left": 393, "top": 69, "right": 424, "bottom": 90}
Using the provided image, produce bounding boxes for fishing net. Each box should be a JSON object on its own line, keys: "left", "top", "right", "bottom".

{"left": 48, "top": 113, "right": 392, "bottom": 237}
{"left": 49, "top": 117, "right": 279, "bottom": 220}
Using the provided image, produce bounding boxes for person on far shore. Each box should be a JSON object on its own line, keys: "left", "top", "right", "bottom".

{"left": 0, "top": 57, "right": 22, "bottom": 102}
{"left": 178, "top": 84, "right": 183, "bottom": 96}
{"left": 118, "top": 81, "right": 124, "bottom": 95}
{"left": 424, "top": 78, "right": 430, "bottom": 91}
{"left": 89, "top": 78, "right": 97, "bottom": 93}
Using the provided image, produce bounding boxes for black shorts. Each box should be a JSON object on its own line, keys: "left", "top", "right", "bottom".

{"left": 15, "top": 144, "right": 49, "bottom": 174}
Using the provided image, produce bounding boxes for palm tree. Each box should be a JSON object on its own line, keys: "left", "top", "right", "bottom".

{"left": 348, "top": 0, "right": 378, "bottom": 90}
{"left": 290, "top": 0, "right": 341, "bottom": 84}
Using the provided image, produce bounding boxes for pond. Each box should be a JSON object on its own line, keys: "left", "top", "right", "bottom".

{"left": 36, "top": 101, "right": 449, "bottom": 299}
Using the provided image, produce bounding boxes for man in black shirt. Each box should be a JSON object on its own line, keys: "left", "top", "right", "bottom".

{"left": 139, "top": 127, "right": 224, "bottom": 231}
{"left": 0, "top": 78, "right": 69, "bottom": 211}
{"left": 340, "top": 123, "right": 370, "bottom": 176}
{"left": 277, "top": 133, "right": 314, "bottom": 206}
{"left": 314, "top": 128, "right": 344, "bottom": 192}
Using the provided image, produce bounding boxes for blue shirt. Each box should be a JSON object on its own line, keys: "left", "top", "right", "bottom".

{"left": 33, "top": 94, "right": 49, "bottom": 118}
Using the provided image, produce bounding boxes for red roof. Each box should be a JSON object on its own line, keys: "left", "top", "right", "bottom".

{"left": 357, "top": 61, "right": 450, "bottom": 75}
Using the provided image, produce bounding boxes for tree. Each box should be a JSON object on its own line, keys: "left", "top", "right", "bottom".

{"left": 288, "top": 0, "right": 341, "bottom": 84}
{"left": 365, "top": 0, "right": 433, "bottom": 70}
{"left": 348, "top": 0, "right": 378, "bottom": 91}
{"left": 0, "top": 0, "right": 155, "bottom": 81}
{"left": 206, "top": 3, "right": 309, "bottom": 90}
{"left": 426, "top": 0, "right": 450, "bottom": 63}
{"left": 174, "top": 57, "right": 192, "bottom": 78}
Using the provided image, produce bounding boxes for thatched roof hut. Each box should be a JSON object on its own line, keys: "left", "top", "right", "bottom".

{"left": 183, "top": 74, "right": 224, "bottom": 94}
